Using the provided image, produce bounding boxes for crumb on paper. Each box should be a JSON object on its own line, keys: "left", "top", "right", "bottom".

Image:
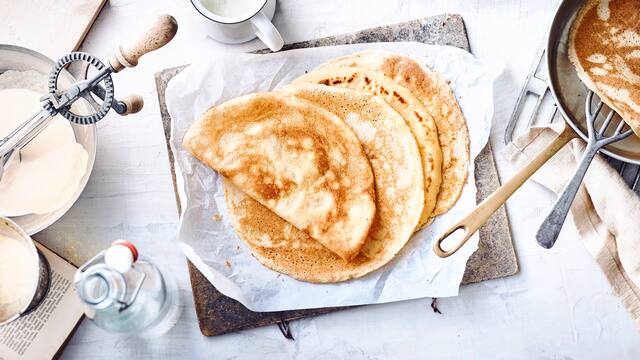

{"left": 212, "top": 214, "right": 222, "bottom": 221}
{"left": 225, "top": 260, "right": 232, "bottom": 268}
{"left": 430, "top": 298, "right": 442, "bottom": 314}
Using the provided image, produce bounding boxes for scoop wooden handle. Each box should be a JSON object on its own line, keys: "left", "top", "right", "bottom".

{"left": 433, "top": 127, "right": 575, "bottom": 258}
{"left": 110, "top": 14, "right": 178, "bottom": 72}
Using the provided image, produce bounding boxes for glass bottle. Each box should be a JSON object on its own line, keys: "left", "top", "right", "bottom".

{"left": 74, "top": 240, "right": 180, "bottom": 337}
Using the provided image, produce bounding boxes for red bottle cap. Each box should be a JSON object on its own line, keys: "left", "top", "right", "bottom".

{"left": 111, "top": 239, "right": 139, "bottom": 262}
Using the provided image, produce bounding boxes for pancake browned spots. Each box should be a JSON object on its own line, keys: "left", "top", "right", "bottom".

{"left": 318, "top": 50, "right": 471, "bottom": 223}
{"left": 293, "top": 66, "right": 443, "bottom": 227}
{"left": 224, "top": 84, "right": 424, "bottom": 282}
{"left": 393, "top": 91, "right": 406, "bottom": 104}
{"left": 183, "top": 92, "right": 376, "bottom": 260}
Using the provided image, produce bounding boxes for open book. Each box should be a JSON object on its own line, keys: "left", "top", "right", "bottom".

{"left": 0, "top": 243, "right": 84, "bottom": 360}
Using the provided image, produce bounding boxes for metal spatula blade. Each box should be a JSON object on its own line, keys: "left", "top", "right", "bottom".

{"left": 535, "top": 91, "right": 633, "bottom": 249}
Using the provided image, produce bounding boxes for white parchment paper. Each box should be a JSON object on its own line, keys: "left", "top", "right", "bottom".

{"left": 166, "top": 43, "right": 502, "bottom": 312}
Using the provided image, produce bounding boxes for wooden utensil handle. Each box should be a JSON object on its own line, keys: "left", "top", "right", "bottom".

{"left": 433, "top": 127, "right": 575, "bottom": 258}
{"left": 110, "top": 14, "right": 178, "bottom": 72}
{"left": 120, "top": 95, "right": 144, "bottom": 115}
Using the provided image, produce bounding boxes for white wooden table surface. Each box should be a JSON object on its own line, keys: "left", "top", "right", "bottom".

{"left": 37, "top": 0, "right": 640, "bottom": 358}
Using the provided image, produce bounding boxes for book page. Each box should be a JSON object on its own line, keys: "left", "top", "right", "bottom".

{"left": 0, "top": 243, "right": 84, "bottom": 360}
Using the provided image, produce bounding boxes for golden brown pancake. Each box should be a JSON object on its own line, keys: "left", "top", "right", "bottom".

{"left": 224, "top": 85, "right": 425, "bottom": 282}
{"left": 293, "top": 67, "right": 443, "bottom": 227}
{"left": 569, "top": 0, "right": 640, "bottom": 136}
{"left": 319, "top": 50, "right": 470, "bottom": 222}
{"left": 225, "top": 182, "right": 373, "bottom": 282}
{"left": 183, "top": 92, "right": 376, "bottom": 260}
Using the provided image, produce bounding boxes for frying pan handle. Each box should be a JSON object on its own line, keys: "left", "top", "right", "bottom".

{"left": 109, "top": 15, "right": 178, "bottom": 72}
{"left": 434, "top": 224, "right": 473, "bottom": 258}
{"left": 434, "top": 128, "right": 574, "bottom": 258}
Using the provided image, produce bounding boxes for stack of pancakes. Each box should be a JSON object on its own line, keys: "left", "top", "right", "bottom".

{"left": 569, "top": 0, "right": 640, "bottom": 135}
{"left": 183, "top": 50, "right": 470, "bottom": 283}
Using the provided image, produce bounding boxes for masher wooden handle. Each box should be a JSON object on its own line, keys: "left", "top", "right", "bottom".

{"left": 433, "top": 127, "right": 575, "bottom": 258}
{"left": 110, "top": 14, "right": 178, "bottom": 72}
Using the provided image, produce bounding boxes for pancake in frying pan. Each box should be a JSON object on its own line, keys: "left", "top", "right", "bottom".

{"left": 569, "top": 0, "right": 640, "bottom": 135}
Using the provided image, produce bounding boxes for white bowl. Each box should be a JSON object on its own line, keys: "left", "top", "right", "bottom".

{"left": 0, "top": 45, "right": 97, "bottom": 235}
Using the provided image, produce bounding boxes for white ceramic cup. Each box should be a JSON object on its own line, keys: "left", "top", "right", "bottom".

{"left": 189, "top": 0, "right": 284, "bottom": 52}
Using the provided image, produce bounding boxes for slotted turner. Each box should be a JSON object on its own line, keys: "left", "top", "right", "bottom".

{"left": 536, "top": 92, "right": 633, "bottom": 248}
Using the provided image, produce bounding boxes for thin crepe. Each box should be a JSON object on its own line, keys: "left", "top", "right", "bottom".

{"left": 183, "top": 92, "right": 376, "bottom": 260}
{"left": 224, "top": 85, "right": 424, "bottom": 282}
{"left": 293, "top": 66, "right": 443, "bottom": 227}
{"left": 320, "top": 50, "right": 470, "bottom": 222}
{"left": 569, "top": 0, "right": 640, "bottom": 136}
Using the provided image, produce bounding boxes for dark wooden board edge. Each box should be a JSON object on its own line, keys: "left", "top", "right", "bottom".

{"left": 465, "top": 144, "right": 518, "bottom": 283}
{"left": 154, "top": 14, "right": 517, "bottom": 337}
{"left": 254, "top": 14, "right": 471, "bottom": 53}
{"left": 155, "top": 66, "right": 185, "bottom": 216}
{"left": 186, "top": 262, "right": 349, "bottom": 336}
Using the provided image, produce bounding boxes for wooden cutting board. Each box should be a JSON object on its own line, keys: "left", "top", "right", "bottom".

{"left": 0, "top": 0, "right": 106, "bottom": 60}
{"left": 154, "top": 14, "right": 518, "bottom": 337}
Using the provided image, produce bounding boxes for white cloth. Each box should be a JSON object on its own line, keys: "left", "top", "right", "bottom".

{"left": 504, "top": 123, "right": 640, "bottom": 328}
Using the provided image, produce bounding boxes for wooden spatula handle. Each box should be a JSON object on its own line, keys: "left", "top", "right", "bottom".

{"left": 433, "top": 127, "right": 575, "bottom": 258}
{"left": 110, "top": 14, "right": 178, "bottom": 72}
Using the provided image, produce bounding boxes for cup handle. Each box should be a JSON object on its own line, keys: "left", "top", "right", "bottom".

{"left": 250, "top": 11, "right": 284, "bottom": 52}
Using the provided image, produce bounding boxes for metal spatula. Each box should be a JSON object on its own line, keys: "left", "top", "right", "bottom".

{"left": 535, "top": 92, "right": 633, "bottom": 248}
